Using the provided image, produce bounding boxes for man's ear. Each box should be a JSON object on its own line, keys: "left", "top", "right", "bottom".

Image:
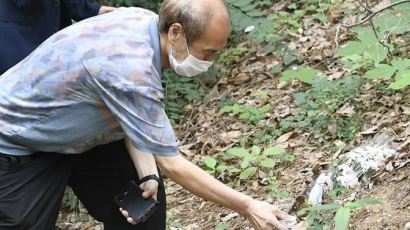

{"left": 167, "top": 23, "right": 183, "bottom": 45}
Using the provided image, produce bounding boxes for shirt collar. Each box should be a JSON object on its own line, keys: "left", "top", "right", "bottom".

{"left": 149, "top": 17, "right": 162, "bottom": 78}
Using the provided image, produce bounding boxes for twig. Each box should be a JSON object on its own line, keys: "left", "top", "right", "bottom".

{"left": 334, "top": 24, "right": 341, "bottom": 49}
{"left": 358, "top": 0, "right": 372, "bottom": 12}
{"left": 369, "top": 18, "right": 393, "bottom": 58}
{"left": 341, "top": 0, "right": 410, "bottom": 28}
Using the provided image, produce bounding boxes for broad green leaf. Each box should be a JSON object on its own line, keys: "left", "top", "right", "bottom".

{"left": 293, "top": 92, "right": 306, "bottom": 105}
{"left": 251, "top": 145, "right": 261, "bottom": 155}
{"left": 234, "top": 0, "right": 252, "bottom": 7}
{"left": 241, "top": 3, "right": 257, "bottom": 12}
{"left": 391, "top": 59, "right": 410, "bottom": 71}
{"left": 288, "top": 3, "right": 297, "bottom": 9}
{"left": 280, "top": 68, "right": 320, "bottom": 84}
{"left": 389, "top": 77, "right": 410, "bottom": 90}
{"left": 261, "top": 159, "right": 276, "bottom": 168}
{"left": 204, "top": 157, "right": 217, "bottom": 169}
{"left": 239, "top": 167, "right": 257, "bottom": 179}
{"left": 364, "top": 64, "right": 396, "bottom": 79}
{"left": 216, "top": 164, "right": 229, "bottom": 172}
{"left": 221, "top": 103, "right": 242, "bottom": 115}
{"left": 280, "top": 153, "right": 296, "bottom": 162}
{"left": 247, "top": 10, "right": 265, "bottom": 17}
{"left": 244, "top": 154, "right": 258, "bottom": 162}
{"left": 297, "top": 203, "right": 340, "bottom": 216}
{"left": 395, "top": 71, "right": 410, "bottom": 81}
{"left": 367, "top": 44, "right": 389, "bottom": 65}
{"left": 228, "top": 167, "right": 241, "bottom": 174}
{"left": 259, "top": 104, "right": 273, "bottom": 113}
{"left": 336, "top": 41, "right": 367, "bottom": 57}
{"left": 373, "top": 10, "right": 410, "bottom": 35}
{"left": 263, "top": 145, "right": 286, "bottom": 156}
{"left": 240, "top": 160, "right": 250, "bottom": 169}
{"left": 344, "top": 198, "right": 382, "bottom": 210}
{"left": 215, "top": 223, "right": 231, "bottom": 230}
{"left": 228, "top": 147, "right": 250, "bottom": 158}
{"left": 220, "top": 105, "right": 233, "bottom": 113}
{"left": 335, "top": 207, "right": 351, "bottom": 230}
{"left": 355, "top": 27, "right": 378, "bottom": 44}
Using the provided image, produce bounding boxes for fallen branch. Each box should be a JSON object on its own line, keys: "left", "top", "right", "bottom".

{"left": 341, "top": 0, "right": 410, "bottom": 28}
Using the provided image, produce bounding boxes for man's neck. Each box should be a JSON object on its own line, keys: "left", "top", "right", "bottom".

{"left": 160, "top": 33, "right": 170, "bottom": 70}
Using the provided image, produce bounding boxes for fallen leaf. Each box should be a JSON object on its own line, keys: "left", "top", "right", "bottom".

{"left": 277, "top": 131, "right": 296, "bottom": 144}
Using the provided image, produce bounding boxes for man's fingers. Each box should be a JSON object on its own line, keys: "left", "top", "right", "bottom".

{"left": 127, "top": 217, "right": 138, "bottom": 225}
{"left": 120, "top": 208, "right": 138, "bottom": 225}
{"left": 272, "top": 206, "right": 293, "bottom": 220}
{"left": 274, "top": 221, "right": 289, "bottom": 230}
{"left": 142, "top": 190, "right": 153, "bottom": 198}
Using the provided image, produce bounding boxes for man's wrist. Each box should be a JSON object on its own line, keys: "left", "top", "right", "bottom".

{"left": 240, "top": 196, "right": 254, "bottom": 217}
{"left": 139, "top": 174, "right": 161, "bottom": 187}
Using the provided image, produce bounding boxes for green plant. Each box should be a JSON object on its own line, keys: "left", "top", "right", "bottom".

{"left": 61, "top": 187, "right": 81, "bottom": 212}
{"left": 203, "top": 145, "right": 294, "bottom": 181}
{"left": 363, "top": 59, "right": 410, "bottom": 90}
{"left": 163, "top": 71, "right": 205, "bottom": 123}
{"left": 280, "top": 76, "right": 363, "bottom": 145}
{"left": 280, "top": 67, "right": 322, "bottom": 84}
{"left": 225, "top": 0, "right": 276, "bottom": 43}
{"left": 218, "top": 44, "right": 249, "bottom": 66}
{"left": 335, "top": 4, "right": 410, "bottom": 90}
{"left": 297, "top": 198, "right": 381, "bottom": 230}
{"left": 220, "top": 103, "right": 273, "bottom": 124}
{"left": 268, "top": 178, "right": 289, "bottom": 199}
{"left": 166, "top": 212, "right": 184, "bottom": 230}
{"left": 226, "top": 145, "right": 294, "bottom": 180}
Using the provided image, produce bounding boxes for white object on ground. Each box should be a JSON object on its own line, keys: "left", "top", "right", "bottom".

{"left": 308, "top": 171, "right": 333, "bottom": 205}
{"left": 343, "top": 133, "right": 397, "bottom": 175}
{"left": 336, "top": 164, "right": 360, "bottom": 188}
{"left": 308, "top": 133, "right": 397, "bottom": 205}
{"left": 244, "top": 25, "right": 255, "bottom": 33}
{"left": 280, "top": 216, "right": 298, "bottom": 229}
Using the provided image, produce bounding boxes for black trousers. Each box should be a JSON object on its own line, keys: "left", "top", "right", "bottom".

{"left": 0, "top": 140, "right": 166, "bottom": 230}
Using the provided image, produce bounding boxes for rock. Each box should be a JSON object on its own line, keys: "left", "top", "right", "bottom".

{"left": 404, "top": 222, "right": 410, "bottom": 230}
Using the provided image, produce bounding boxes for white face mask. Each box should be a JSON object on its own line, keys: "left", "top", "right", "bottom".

{"left": 168, "top": 36, "right": 214, "bottom": 77}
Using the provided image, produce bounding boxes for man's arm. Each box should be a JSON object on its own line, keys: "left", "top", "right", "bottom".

{"left": 125, "top": 138, "right": 159, "bottom": 183}
{"left": 155, "top": 154, "right": 293, "bottom": 230}
{"left": 122, "top": 138, "right": 160, "bottom": 225}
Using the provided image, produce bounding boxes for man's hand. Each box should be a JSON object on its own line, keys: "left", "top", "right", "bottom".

{"left": 98, "top": 6, "right": 116, "bottom": 15}
{"left": 244, "top": 199, "right": 295, "bottom": 230}
{"left": 140, "top": 179, "right": 159, "bottom": 201}
{"left": 120, "top": 179, "right": 159, "bottom": 225}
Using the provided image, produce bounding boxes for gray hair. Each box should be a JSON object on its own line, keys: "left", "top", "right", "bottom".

{"left": 158, "top": 0, "right": 225, "bottom": 44}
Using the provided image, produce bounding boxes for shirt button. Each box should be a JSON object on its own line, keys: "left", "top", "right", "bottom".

{"left": 53, "top": 0, "right": 60, "bottom": 7}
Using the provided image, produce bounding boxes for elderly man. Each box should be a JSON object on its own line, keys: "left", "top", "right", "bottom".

{"left": 0, "top": 0, "right": 292, "bottom": 229}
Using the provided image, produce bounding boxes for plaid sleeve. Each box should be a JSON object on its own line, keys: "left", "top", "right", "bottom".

{"left": 82, "top": 56, "right": 179, "bottom": 156}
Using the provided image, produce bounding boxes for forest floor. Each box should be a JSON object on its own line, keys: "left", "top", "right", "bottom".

{"left": 57, "top": 0, "right": 409, "bottom": 229}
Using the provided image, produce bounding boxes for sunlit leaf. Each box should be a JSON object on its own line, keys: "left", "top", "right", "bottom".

{"left": 239, "top": 167, "right": 257, "bottom": 179}
{"left": 204, "top": 157, "right": 217, "bottom": 170}
{"left": 280, "top": 68, "right": 321, "bottom": 84}
{"left": 263, "top": 145, "right": 286, "bottom": 156}
{"left": 364, "top": 64, "right": 396, "bottom": 79}
{"left": 228, "top": 147, "right": 250, "bottom": 158}
{"left": 261, "top": 159, "right": 276, "bottom": 168}
{"left": 335, "top": 207, "right": 351, "bottom": 230}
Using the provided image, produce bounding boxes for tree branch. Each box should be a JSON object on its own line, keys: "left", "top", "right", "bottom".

{"left": 341, "top": 0, "right": 410, "bottom": 28}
